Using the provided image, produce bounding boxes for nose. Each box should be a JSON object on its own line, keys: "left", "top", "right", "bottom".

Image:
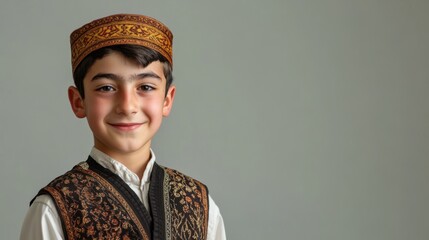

{"left": 116, "top": 88, "right": 138, "bottom": 115}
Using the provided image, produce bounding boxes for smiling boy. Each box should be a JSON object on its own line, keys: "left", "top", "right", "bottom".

{"left": 72, "top": 52, "right": 171, "bottom": 177}
{"left": 20, "top": 14, "right": 226, "bottom": 240}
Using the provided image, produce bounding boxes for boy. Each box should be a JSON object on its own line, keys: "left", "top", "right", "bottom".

{"left": 20, "top": 13, "right": 226, "bottom": 240}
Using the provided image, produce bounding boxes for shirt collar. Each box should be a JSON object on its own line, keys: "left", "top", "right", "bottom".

{"left": 89, "top": 147, "right": 156, "bottom": 187}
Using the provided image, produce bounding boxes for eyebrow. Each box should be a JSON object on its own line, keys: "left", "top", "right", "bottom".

{"left": 91, "top": 72, "right": 162, "bottom": 82}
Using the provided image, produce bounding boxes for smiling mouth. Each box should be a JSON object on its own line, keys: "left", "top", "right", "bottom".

{"left": 109, "top": 123, "right": 143, "bottom": 131}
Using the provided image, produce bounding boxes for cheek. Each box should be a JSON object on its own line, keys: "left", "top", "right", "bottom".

{"left": 85, "top": 98, "right": 111, "bottom": 122}
{"left": 143, "top": 97, "right": 165, "bottom": 118}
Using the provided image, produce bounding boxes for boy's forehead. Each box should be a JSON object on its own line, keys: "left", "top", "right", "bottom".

{"left": 70, "top": 13, "right": 173, "bottom": 73}
{"left": 86, "top": 53, "right": 166, "bottom": 82}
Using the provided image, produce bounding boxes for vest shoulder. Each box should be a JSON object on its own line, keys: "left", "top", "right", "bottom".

{"left": 159, "top": 165, "right": 209, "bottom": 191}
{"left": 34, "top": 162, "right": 149, "bottom": 239}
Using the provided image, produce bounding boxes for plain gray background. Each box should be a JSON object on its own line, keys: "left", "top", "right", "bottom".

{"left": 1, "top": 0, "right": 428, "bottom": 239}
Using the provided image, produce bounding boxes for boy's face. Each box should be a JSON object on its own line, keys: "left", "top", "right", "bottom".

{"left": 68, "top": 52, "right": 175, "bottom": 159}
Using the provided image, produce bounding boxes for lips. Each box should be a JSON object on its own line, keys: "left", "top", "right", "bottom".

{"left": 108, "top": 122, "right": 143, "bottom": 131}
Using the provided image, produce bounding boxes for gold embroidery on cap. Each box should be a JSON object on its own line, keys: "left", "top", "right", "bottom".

{"left": 70, "top": 14, "right": 173, "bottom": 72}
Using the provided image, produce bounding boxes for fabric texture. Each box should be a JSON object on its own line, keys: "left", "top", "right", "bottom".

{"left": 20, "top": 148, "right": 226, "bottom": 240}
{"left": 31, "top": 156, "right": 209, "bottom": 239}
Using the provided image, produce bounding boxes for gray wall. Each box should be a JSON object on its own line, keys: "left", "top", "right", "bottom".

{"left": 1, "top": 0, "right": 428, "bottom": 239}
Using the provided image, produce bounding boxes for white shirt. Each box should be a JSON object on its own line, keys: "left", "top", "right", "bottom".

{"left": 20, "top": 148, "right": 226, "bottom": 240}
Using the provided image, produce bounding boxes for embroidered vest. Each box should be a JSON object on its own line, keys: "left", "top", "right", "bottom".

{"left": 32, "top": 157, "right": 209, "bottom": 240}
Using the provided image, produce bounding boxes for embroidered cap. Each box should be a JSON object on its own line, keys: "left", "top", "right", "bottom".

{"left": 70, "top": 13, "right": 173, "bottom": 72}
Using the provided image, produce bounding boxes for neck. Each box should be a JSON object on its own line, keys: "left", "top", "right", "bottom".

{"left": 94, "top": 145, "right": 152, "bottom": 179}
{"left": 114, "top": 151, "right": 151, "bottom": 179}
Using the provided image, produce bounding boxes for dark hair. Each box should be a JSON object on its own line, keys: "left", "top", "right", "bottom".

{"left": 73, "top": 45, "right": 173, "bottom": 98}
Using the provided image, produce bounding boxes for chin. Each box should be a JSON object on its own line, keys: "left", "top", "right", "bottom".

{"left": 117, "top": 143, "right": 148, "bottom": 154}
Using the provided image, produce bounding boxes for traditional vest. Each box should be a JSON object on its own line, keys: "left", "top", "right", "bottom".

{"left": 31, "top": 157, "right": 209, "bottom": 240}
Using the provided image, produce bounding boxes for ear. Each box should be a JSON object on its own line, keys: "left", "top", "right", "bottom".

{"left": 162, "top": 85, "right": 176, "bottom": 117}
{"left": 68, "top": 86, "right": 86, "bottom": 118}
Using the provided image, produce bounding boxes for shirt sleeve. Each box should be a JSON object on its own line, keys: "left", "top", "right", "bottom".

{"left": 20, "top": 195, "right": 64, "bottom": 240}
{"left": 207, "top": 195, "right": 227, "bottom": 240}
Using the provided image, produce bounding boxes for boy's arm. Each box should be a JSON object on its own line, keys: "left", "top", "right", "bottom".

{"left": 208, "top": 195, "right": 227, "bottom": 240}
{"left": 20, "top": 195, "right": 64, "bottom": 240}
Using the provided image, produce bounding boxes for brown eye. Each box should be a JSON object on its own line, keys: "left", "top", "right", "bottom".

{"left": 139, "top": 85, "right": 155, "bottom": 91}
{"left": 96, "top": 85, "right": 115, "bottom": 92}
